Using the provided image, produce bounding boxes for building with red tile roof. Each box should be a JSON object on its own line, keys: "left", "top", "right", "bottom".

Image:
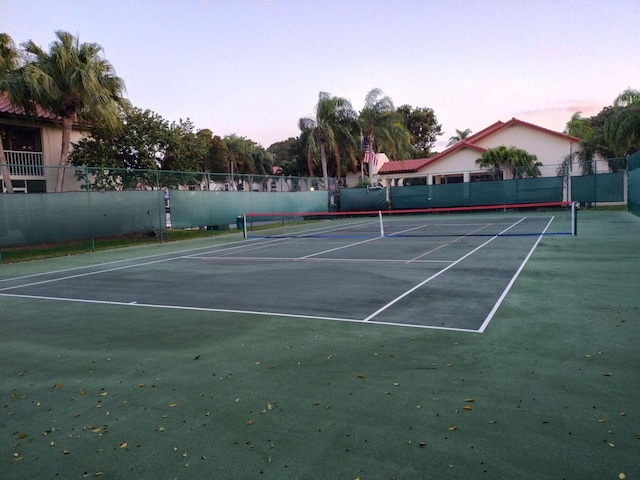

{"left": 375, "top": 118, "right": 580, "bottom": 187}
{"left": 1, "top": 92, "right": 87, "bottom": 193}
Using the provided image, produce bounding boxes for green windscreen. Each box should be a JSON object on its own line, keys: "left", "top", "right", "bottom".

{"left": 0, "top": 191, "right": 164, "bottom": 248}
{"left": 339, "top": 187, "right": 387, "bottom": 211}
{"left": 629, "top": 151, "right": 640, "bottom": 216}
{"left": 390, "top": 177, "right": 563, "bottom": 209}
{"left": 571, "top": 172, "right": 625, "bottom": 204}
{"left": 168, "top": 190, "right": 328, "bottom": 229}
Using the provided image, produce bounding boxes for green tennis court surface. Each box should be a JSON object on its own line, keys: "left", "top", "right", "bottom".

{"left": 1, "top": 211, "right": 638, "bottom": 479}
{"left": 2, "top": 220, "right": 550, "bottom": 332}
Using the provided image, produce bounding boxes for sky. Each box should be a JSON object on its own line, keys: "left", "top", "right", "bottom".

{"left": 2, "top": 0, "right": 639, "bottom": 152}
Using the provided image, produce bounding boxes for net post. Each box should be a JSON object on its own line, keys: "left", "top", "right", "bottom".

{"left": 571, "top": 202, "right": 578, "bottom": 236}
{"left": 243, "top": 213, "right": 248, "bottom": 238}
{"left": 378, "top": 210, "right": 384, "bottom": 237}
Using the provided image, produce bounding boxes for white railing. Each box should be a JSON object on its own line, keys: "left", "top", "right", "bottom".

{"left": 3, "top": 150, "right": 45, "bottom": 176}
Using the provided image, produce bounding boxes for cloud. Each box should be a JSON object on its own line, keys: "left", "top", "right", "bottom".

{"left": 518, "top": 100, "right": 605, "bottom": 117}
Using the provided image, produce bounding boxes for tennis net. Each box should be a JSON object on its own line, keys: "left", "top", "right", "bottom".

{"left": 242, "top": 201, "right": 577, "bottom": 239}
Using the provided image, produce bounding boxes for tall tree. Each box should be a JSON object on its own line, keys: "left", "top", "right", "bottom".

{"left": 397, "top": 104, "right": 442, "bottom": 156}
{"left": 0, "top": 33, "right": 20, "bottom": 193}
{"left": 447, "top": 128, "right": 472, "bottom": 147}
{"left": 299, "top": 92, "right": 358, "bottom": 189}
{"left": 21, "top": 31, "right": 128, "bottom": 191}
{"left": 360, "top": 89, "right": 411, "bottom": 168}
{"left": 605, "top": 88, "right": 640, "bottom": 156}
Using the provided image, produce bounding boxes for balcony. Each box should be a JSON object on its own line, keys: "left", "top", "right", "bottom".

{"left": 3, "top": 150, "right": 45, "bottom": 176}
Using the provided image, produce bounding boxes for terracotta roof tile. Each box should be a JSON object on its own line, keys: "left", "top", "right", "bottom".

{"left": 0, "top": 92, "right": 58, "bottom": 120}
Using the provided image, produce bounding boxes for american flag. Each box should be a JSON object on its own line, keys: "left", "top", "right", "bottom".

{"left": 363, "top": 144, "right": 378, "bottom": 166}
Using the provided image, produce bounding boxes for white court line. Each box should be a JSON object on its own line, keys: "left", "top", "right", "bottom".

{"left": 0, "top": 292, "right": 480, "bottom": 332}
{"left": 0, "top": 237, "right": 267, "bottom": 284}
{"left": 0, "top": 237, "right": 290, "bottom": 292}
{"left": 300, "top": 236, "right": 383, "bottom": 259}
{"left": 197, "top": 256, "right": 453, "bottom": 264}
{"left": 362, "top": 218, "right": 527, "bottom": 324}
{"left": 477, "top": 216, "right": 554, "bottom": 333}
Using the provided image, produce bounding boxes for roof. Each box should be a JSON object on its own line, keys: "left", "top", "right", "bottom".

{"left": 0, "top": 92, "right": 59, "bottom": 121}
{"left": 466, "top": 117, "right": 582, "bottom": 144}
{"left": 377, "top": 117, "right": 581, "bottom": 175}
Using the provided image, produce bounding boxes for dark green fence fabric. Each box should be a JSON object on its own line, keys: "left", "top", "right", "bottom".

{"left": 0, "top": 191, "right": 164, "bottom": 248}
{"left": 339, "top": 187, "right": 388, "bottom": 211}
{"left": 571, "top": 172, "right": 625, "bottom": 204}
{"left": 168, "top": 190, "right": 328, "bottom": 229}
{"left": 629, "top": 151, "right": 640, "bottom": 216}
{"left": 390, "top": 177, "right": 563, "bottom": 209}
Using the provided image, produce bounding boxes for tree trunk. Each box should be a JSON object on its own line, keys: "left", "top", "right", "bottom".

{"left": 55, "top": 116, "right": 74, "bottom": 192}
{"left": 0, "top": 139, "right": 15, "bottom": 193}
{"left": 320, "top": 141, "right": 328, "bottom": 190}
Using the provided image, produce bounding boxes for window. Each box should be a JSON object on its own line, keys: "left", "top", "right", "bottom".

{"left": 433, "top": 174, "right": 464, "bottom": 184}
{"left": 470, "top": 172, "right": 502, "bottom": 182}
{"left": 1, "top": 125, "right": 42, "bottom": 152}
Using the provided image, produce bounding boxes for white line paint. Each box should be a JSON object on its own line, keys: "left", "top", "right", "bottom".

{"left": 477, "top": 217, "right": 554, "bottom": 333}
{"left": 362, "top": 218, "right": 527, "bottom": 324}
{"left": 0, "top": 292, "right": 476, "bottom": 331}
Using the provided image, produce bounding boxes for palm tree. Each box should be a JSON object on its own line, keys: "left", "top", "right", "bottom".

{"left": 605, "top": 89, "right": 640, "bottom": 156}
{"left": 20, "top": 31, "right": 127, "bottom": 191}
{"left": 299, "top": 92, "right": 358, "bottom": 189}
{"left": 476, "top": 145, "right": 542, "bottom": 179}
{"left": 0, "top": 33, "right": 20, "bottom": 193}
{"left": 447, "top": 128, "right": 472, "bottom": 147}
{"left": 558, "top": 112, "right": 597, "bottom": 176}
{"left": 359, "top": 88, "right": 411, "bottom": 170}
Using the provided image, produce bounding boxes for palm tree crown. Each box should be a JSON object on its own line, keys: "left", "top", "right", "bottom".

{"left": 20, "top": 31, "right": 128, "bottom": 191}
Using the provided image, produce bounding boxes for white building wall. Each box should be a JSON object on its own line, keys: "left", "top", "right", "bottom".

{"left": 474, "top": 125, "right": 577, "bottom": 178}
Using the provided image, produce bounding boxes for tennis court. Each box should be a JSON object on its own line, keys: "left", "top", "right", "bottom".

{"left": 1, "top": 207, "right": 573, "bottom": 333}
{"left": 1, "top": 209, "right": 638, "bottom": 480}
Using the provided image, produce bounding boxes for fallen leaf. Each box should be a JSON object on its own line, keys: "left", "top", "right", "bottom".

{"left": 463, "top": 405, "right": 472, "bottom": 410}
{"left": 53, "top": 383, "right": 62, "bottom": 389}
{"left": 193, "top": 355, "right": 201, "bottom": 360}
{"left": 619, "top": 473, "right": 626, "bottom": 479}
{"left": 598, "top": 418, "right": 607, "bottom": 423}
{"left": 120, "top": 442, "right": 128, "bottom": 449}
{"left": 357, "top": 373, "right": 366, "bottom": 378}
{"left": 168, "top": 403, "right": 177, "bottom": 407}
{"left": 246, "top": 420, "right": 253, "bottom": 425}
{"left": 448, "top": 426, "right": 457, "bottom": 431}
{"left": 99, "top": 391, "right": 108, "bottom": 396}
{"left": 464, "top": 398, "right": 475, "bottom": 402}
{"left": 138, "top": 383, "right": 145, "bottom": 388}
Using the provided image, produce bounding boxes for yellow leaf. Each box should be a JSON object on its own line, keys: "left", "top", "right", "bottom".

{"left": 267, "top": 403, "right": 273, "bottom": 410}
{"left": 598, "top": 418, "right": 607, "bottom": 423}
{"left": 168, "top": 403, "right": 177, "bottom": 407}
{"left": 448, "top": 426, "right": 457, "bottom": 431}
{"left": 120, "top": 442, "right": 128, "bottom": 449}
{"left": 619, "top": 473, "right": 626, "bottom": 480}
{"left": 464, "top": 398, "right": 475, "bottom": 402}
{"left": 138, "top": 383, "right": 145, "bottom": 388}
{"left": 463, "top": 405, "right": 472, "bottom": 410}
{"left": 357, "top": 373, "right": 366, "bottom": 378}
{"left": 100, "top": 391, "right": 108, "bottom": 396}
{"left": 53, "top": 383, "right": 62, "bottom": 389}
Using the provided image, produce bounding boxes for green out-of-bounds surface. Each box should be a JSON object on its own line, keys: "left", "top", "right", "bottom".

{"left": 0, "top": 211, "right": 638, "bottom": 479}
